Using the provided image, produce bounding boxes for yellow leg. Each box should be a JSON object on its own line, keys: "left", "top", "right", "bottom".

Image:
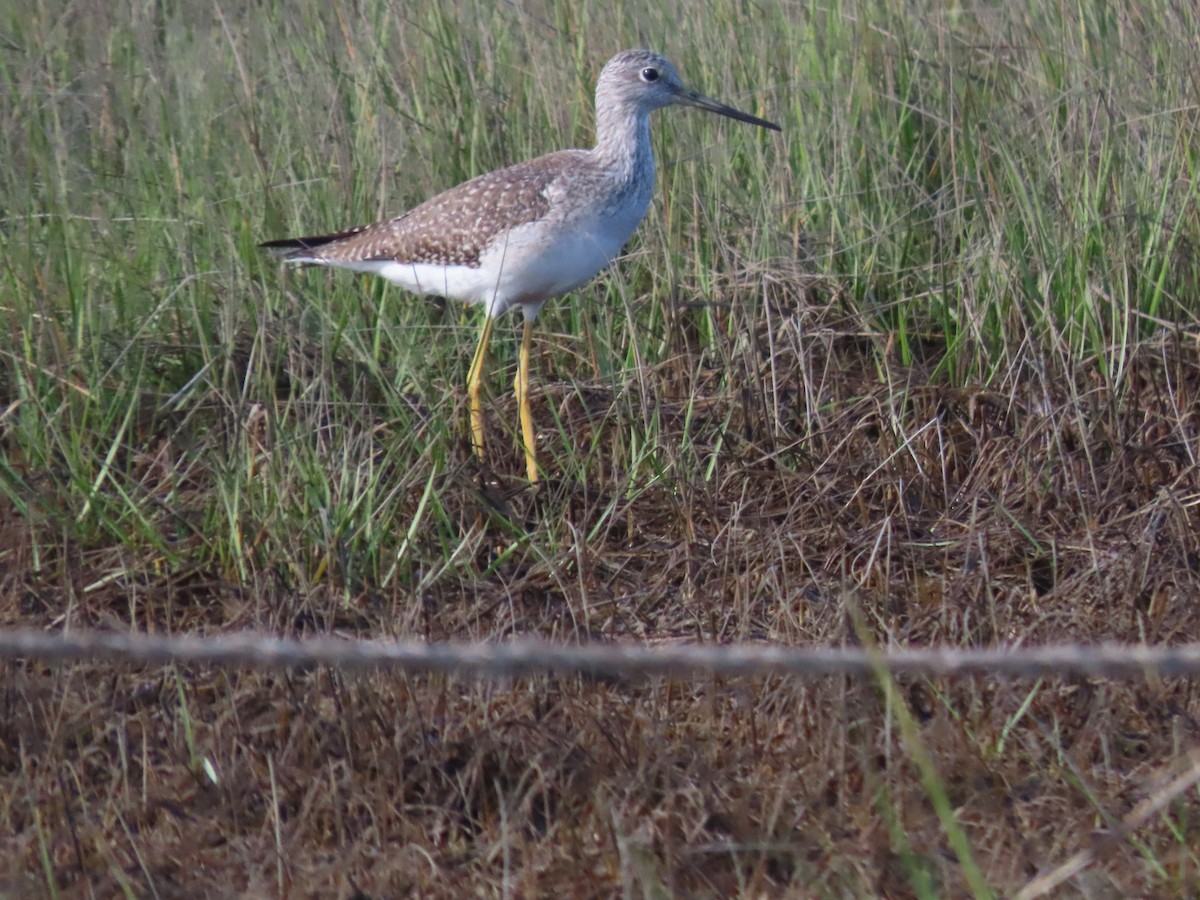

{"left": 514, "top": 318, "right": 539, "bottom": 483}
{"left": 466, "top": 314, "right": 496, "bottom": 461}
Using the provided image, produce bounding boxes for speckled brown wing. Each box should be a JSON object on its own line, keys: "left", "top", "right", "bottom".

{"left": 260, "top": 151, "right": 589, "bottom": 268}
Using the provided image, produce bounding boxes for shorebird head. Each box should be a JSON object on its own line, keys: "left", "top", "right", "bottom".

{"left": 597, "top": 49, "right": 780, "bottom": 131}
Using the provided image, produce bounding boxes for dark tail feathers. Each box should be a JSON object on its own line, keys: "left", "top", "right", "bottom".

{"left": 258, "top": 225, "right": 368, "bottom": 259}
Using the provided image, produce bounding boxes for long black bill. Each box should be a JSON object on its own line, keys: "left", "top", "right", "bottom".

{"left": 677, "top": 88, "right": 781, "bottom": 131}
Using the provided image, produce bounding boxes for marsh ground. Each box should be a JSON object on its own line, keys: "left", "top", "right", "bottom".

{"left": 3, "top": 1, "right": 1200, "bottom": 896}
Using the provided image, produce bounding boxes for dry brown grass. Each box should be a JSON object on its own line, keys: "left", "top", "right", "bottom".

{"left": 4, "top": 280, "right": 1200, "bottom": 897}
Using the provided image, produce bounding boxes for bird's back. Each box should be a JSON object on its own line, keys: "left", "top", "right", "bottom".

{"left": 262, "top": 150, "right": 600, "bottom": 267}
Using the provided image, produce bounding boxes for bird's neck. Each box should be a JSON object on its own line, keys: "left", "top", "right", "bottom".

{"left": 592, "top": 104, "right": 655, "bottom": 186}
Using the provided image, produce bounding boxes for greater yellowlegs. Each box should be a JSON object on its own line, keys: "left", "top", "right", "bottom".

{"left": 261, "top": 49, "right": 779, "bottom": 483}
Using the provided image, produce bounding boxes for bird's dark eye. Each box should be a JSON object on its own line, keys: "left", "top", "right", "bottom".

{"left": 640, "top": 67, "right": 659, "bottom": 82}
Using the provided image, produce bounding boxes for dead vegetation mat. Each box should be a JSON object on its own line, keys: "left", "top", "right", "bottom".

{"left": 4, "top": 298, "right": 1200, "bottom": 897}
